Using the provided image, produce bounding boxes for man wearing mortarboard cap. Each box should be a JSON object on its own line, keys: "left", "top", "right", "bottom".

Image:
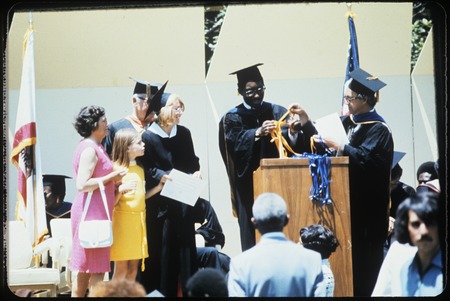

{"left": 385, "top": 151, "right": 415, "bottom": 254}
{"left": 389, "top": 152, "right": 416, "bottom": 222}
{"left": 219, "top": 63, "right": 318, "bottom": 251}
{"left": 101, "top": 78, "right": 168, "bottom": 291}
{"left": 43, "top": 174, "right": 72, "bottom": 236}
{"left": 312, "top": 67, "right": 394, "bottom": 296}
{"left": 101, "top": 78, "right": 168, "bottom": 157}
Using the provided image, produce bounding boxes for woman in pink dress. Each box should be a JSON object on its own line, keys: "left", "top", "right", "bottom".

{"left": 70, "top": 105, "right": 127, "bottom": 297}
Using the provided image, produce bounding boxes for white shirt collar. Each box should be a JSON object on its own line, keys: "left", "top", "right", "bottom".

{"left": 149, "top": 122, "right": 177, "bottom": 138}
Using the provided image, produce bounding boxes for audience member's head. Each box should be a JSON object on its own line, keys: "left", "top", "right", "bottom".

{"left": 416, "top": 161, "right": 438, "bottom": 184}
{"left": 394, "top": 192, "right": 440, "bottom": 249}
{"left": 252, "top": 192, "right": 289, "bottom": 234}
{"left": 185, "top": 268, "right": 228, "bottom": 297}
{"left": 88, "top": 279, "right": 147, "bottom": 297}
{"left": 391, "top": 164, "right": 403, "bottom": 183}
{"left": 300, "top": 224, "right": 339, "bottom": 259}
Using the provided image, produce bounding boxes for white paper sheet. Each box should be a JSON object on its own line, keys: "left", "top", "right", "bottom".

{"left": 160, "top": 169, "right": 206, "bottom": 206}
{"left": 313, "top": 112, "right": 349, "bottom": 144}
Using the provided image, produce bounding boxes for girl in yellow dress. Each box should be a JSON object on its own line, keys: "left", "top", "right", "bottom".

{"left": 110, "top": 128, "right": 168, "bottom": 281}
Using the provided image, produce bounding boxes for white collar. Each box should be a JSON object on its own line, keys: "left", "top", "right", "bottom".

{"left": 149, "top": 122, "right": 177, "bottom": 138}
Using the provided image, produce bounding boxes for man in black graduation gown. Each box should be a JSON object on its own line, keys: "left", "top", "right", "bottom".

{"left": 43, "top": 174, "right": 72, "bottom": 236}
{"left": 313, "top": 67, "right": 394, "bottom": 296}
{"left": 389, "top": 152, "right": 416, "bottom": 226}
{"left": 219, "top": 63, "right": 317, "bottom": 251}
{"left": 101, "top": 78, "right": 167, "bottom": 286}
{"left": 385, "top": 151, "right": 415, "bottom": 255}
{"left": 42, "top": 174, "right": 71, "bottom": 268}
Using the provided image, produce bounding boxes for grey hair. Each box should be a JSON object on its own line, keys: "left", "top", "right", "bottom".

{"left": 253, "top": 192, "right": 287, "bottom": 222}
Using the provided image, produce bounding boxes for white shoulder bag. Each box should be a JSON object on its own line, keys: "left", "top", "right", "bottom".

{"left": 78, "top": 180, "right": 113, "bottom": 248}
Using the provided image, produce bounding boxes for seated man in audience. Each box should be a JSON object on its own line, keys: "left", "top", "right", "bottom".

{"left": 43, "top": 174, "right": 72, "bottom": 236}
{"left": 227, "top": 192, "right": 324, "bottom": 297}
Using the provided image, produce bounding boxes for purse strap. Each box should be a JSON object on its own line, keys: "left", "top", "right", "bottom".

{"left": 80, "top": 180, "right": 111, "bottom": 222}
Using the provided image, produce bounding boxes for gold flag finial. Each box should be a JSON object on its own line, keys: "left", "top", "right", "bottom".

{"left": 345, "top": 3, "right": 356, "bottom": 19}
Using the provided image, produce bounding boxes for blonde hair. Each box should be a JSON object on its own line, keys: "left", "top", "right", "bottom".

{"left": 111, "top": 128, "right": 140, "bottom": 167}
{"left": 156, "top": 93, "right": 185, "bottom": 128}
{"left": 88, "top": 278, "right": 147, "bottom": 297}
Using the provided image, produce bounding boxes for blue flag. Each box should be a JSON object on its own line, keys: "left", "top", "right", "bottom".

{"left": 341, "top": 15, "right": 360, "bottom": 116}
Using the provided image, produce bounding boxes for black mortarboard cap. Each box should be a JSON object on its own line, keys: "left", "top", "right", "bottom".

{"left": 161, "top": 92, "right": 171, "bottom": 108}
{"left": 43, "top": 174, "right": 71, "bottom": 195}
{"left": 348, "top": 68, "right": 386, "bottom": 96}
{"left": 131, "top": 78, "right": 158, "bottom": 97}
{"left": 230, "top": 63, "right": 264, "bottom": 87}
{"left": 146, "top": 80, "right": 168, "bottom": 118}
{"left": 391, "top": 151, "right": 406, "bottom": 169}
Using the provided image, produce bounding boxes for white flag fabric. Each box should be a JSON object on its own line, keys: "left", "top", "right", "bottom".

{"left": 10, "top": 26, "right": 48, "bottom": 246}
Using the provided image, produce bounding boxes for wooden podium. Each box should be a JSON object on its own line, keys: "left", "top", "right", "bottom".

{"left": 253, "top": 157, "right": 353, "bottom": 297}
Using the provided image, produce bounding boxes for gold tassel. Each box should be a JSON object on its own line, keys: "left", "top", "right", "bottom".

{"left": 269, "top": 110, "right": 301, "bottom": 158}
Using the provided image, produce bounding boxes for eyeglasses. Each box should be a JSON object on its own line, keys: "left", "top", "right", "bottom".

{"left": 172, "top": 106, "right": 184, "bottom": 112}
{"left": 244, "top": 86, "right": 265, "bottom": 97}
{"left": 343, "top": 96, "right": 359, "bottom": 103}
{"left": 136, "top": 94, "right": 148, "bottom": 102}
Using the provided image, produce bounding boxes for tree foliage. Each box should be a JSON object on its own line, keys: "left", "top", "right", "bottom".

{"left": 204, "top": 4, "right": 432, "bottom": 75}
{"left": 204, "top": 5, "right": 227, "bottom": 75}
{"left": 411, "top": 2, "right": 433, "bottom": 73}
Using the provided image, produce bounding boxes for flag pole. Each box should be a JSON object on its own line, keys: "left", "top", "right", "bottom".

{"left": 28, "top": 11, "right": 40, "bottom": 265}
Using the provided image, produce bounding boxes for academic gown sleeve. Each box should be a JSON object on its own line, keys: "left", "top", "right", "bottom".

{"left": 221, "top": 112, "right": 260, "bottom": 178}
{"left": 343, "top": 122, "right": 393, "bottom": 175}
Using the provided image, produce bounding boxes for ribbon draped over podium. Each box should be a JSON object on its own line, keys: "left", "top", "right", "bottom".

{"left": 294, "top": 153, "right": 333, "bottom": 206}
{"left": 269, "top": 112, "right": 333, "bottom": 206}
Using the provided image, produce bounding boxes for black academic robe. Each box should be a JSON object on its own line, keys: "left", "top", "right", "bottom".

{"left": 340, "top": 114, "right": 394, "bottom": 296}
{"left": 218, "top": 102, "right": 317, "bottom": 251}
{"left": 139, "top": 125, "right": 199, "bottom": 297}
{"left": 192, "top": 198, "right": 225, "bottom": 249}
{"left": 46, "top": 202, "right": 72, "bottom": 236}
{"left": 390, "top": 181, "right": 416, "bottom": 218}
{"left": 192, "top": 198, "right": 230, "bottom": 275}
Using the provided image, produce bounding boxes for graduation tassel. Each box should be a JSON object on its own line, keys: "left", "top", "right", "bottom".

{"left": 269, "top": 110, "right": 300, "bottom": 158}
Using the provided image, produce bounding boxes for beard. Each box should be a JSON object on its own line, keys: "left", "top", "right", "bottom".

{"left": 243, "top": 97, "right": 263, "bottom": 109}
